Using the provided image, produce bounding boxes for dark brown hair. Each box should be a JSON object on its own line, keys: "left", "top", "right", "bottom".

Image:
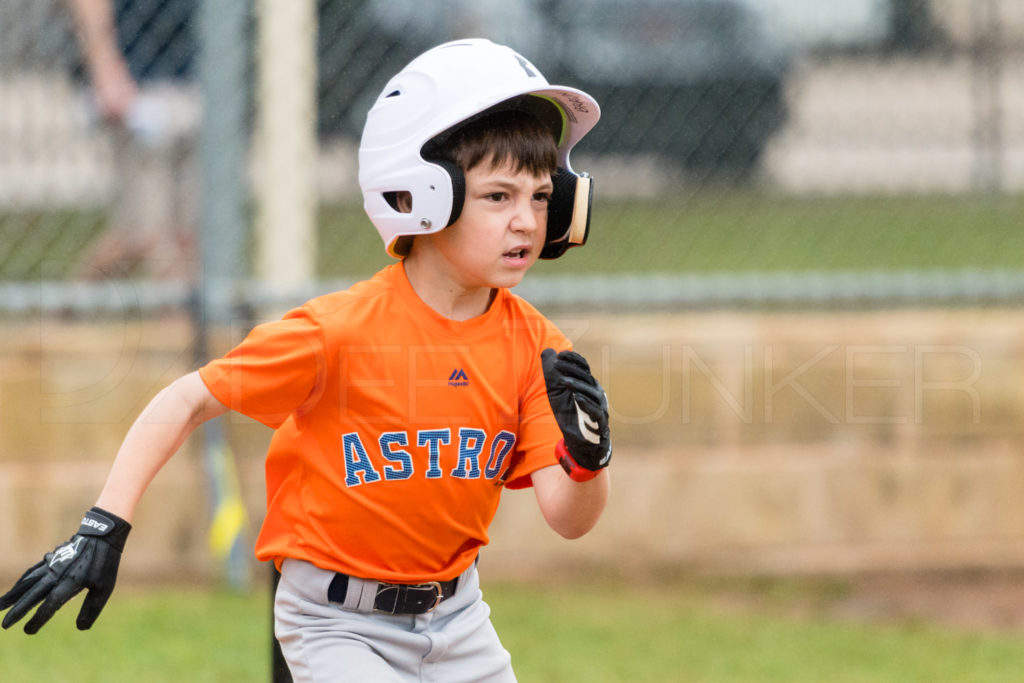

{"left": 424, "top": 107, "right": 559, "bottom": 176}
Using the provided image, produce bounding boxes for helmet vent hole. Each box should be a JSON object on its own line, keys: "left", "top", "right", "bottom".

{"left": 383, "top": 191, "right": 413, "bottom": 214}
{"left": 385, "top": 90, "right": 401, "bottom": 98}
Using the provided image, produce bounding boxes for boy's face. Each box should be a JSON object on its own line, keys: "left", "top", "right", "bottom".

{"left": 422, "top": 159, "right": 553, "bottom": 290}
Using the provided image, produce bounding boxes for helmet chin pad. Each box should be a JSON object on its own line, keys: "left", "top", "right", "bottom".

{"left": 429, "top": 162, "right": 592, "bottom": 260}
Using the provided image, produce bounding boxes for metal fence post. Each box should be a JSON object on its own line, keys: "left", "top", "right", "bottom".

{"left": 970, "top": 0, "right": 1005, "bottom": 194}
{"left": 196, "top": 0, "right": 252, "bottom": 591}
{"left": 256, "top": 0, "right": 317, "bottom": 301}
{"left": 254, "top": 1, "right": 317, "bottom": 680}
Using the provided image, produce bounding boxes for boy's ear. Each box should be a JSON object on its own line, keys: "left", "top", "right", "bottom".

{"left": 541, "top": 169, "right": 593, "bottom": 259}
{"left": 383, "top": 191, "right": 413, "bottom": 214}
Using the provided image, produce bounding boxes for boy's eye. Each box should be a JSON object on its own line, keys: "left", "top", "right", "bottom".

{"left": 533, "top": 193, "right": 552, "bottom": 203}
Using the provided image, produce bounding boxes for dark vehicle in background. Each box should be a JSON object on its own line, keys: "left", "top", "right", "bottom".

{"left": 540, "top": 0, "right": 790, "bottom": 176}
{"left": 316, "top": 0, "right": 790, "bottom": 178}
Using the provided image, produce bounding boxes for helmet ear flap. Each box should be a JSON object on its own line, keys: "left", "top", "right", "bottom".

{"left": 429, "top": 159, "right": 466, "bottom": 228}
{"left": 541, "top": 169, "right": 593, "bottom": 259}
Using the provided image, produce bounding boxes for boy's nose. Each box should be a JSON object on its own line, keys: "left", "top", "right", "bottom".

{"left": 510, "top": 200, "right": 541, "bottom": 233}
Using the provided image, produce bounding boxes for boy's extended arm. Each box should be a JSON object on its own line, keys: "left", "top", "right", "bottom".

{"left": 96, "top": 371, "right": 228, "bottom": 522}
{"left": 0, "top": 371, "right": 226, "bottom": 634}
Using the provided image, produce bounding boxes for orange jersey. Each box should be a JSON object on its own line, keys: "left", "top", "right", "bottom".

{"left": 199, "top": 263, "right": 568, "bottom": 583}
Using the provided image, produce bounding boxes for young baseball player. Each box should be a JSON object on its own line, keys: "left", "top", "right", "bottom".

{"left": 0, "top": 38, "right": 611, "bottom": 681}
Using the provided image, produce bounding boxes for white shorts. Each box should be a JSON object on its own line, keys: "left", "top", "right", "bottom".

{"left": 274, "top": 559, "right": 516, "bottom": 683}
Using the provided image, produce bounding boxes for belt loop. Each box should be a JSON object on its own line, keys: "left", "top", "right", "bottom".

{"left": 353, "top": 577, "right": 377, "bottom": 612}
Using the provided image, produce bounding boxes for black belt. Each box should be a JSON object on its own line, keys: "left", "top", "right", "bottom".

{"left": 327, "top": 573, "right": 460, "bottom": 615}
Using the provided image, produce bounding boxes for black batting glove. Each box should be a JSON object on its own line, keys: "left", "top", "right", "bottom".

{"left": 541, "top": 348, "right": 612, "bottom": 481}
{"left": 0, "top": 506, "right": 131, "bottom": 634}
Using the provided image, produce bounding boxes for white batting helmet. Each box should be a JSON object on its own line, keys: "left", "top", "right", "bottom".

{"left": 358, "top": 38, "right": 601, "bottom": 258}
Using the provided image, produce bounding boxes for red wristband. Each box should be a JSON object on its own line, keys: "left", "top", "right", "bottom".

{"left": 555, "top": 440, "right": 600, "bottom": 482}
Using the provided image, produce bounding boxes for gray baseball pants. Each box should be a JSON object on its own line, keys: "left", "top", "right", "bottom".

{"left": 275, "top": 558, "right": 516, "bottom": 682}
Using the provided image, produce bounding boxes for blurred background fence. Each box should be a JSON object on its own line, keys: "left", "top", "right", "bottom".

{"left": 1, "top": 0, "right": 1024, "bottom": 584}
{"left": 2, "top": 0, "right": 1022, "bottom": 299}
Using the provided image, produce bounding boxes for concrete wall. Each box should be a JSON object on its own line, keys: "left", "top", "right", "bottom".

{"left": 2, "top": 308, "right": 1022, "bottom": 583}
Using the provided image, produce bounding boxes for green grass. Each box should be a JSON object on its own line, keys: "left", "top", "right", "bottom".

{"left": 3, "top": 577, "right": 1024, "bottom": 682}
{"left": 538, "top": 193, "right": 1024, "bottom": 276}
{"left": 0, "top": 587, "right": 269, "bottom": 683}
{"left": 0, "top": 210, "right": 106, "bottom": 279}
{"left": 491, "top": 578, "right": 1024, "bottom": 683}
{"left": 318, "top": 193, "right": 1024, "bottom": 279}
{"left": 5, "top": 194, "right": 1018, "bottom": 280}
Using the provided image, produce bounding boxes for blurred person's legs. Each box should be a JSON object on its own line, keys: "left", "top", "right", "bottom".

{"left": 76, "top": 82, "right": 200, "bottom": 280}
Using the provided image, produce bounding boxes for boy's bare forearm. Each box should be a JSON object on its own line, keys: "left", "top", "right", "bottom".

{"left": 530, "top": 464, "right": 610, "bottom": 540}
{"left": 95, "top": 372, "right": 227, "bottom": 521}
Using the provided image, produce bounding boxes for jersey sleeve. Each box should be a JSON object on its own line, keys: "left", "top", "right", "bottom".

{"left": 198, "top": 305, "right": 328, "bottom": 428}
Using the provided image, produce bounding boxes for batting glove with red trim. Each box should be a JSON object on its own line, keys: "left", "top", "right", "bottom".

{"left": 541, "top": 348, "right": 612, "bottom": 481}
{"left": 0, "top": 507, "right": 131, "bottom": 634}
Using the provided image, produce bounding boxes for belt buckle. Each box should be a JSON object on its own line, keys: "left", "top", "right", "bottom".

{"left": 373, "top": 580, "right": 445, "bottom": 615}
{"left": 417, "top": 581, "right": 444, "bottom": 613}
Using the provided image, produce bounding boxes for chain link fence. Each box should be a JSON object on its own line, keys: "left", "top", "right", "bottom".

{"left": 3, "top": 0, "right": 1024, "bottom": 600}
{"left": 1, "top": 0, "right": 1022, "bottom": 306}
